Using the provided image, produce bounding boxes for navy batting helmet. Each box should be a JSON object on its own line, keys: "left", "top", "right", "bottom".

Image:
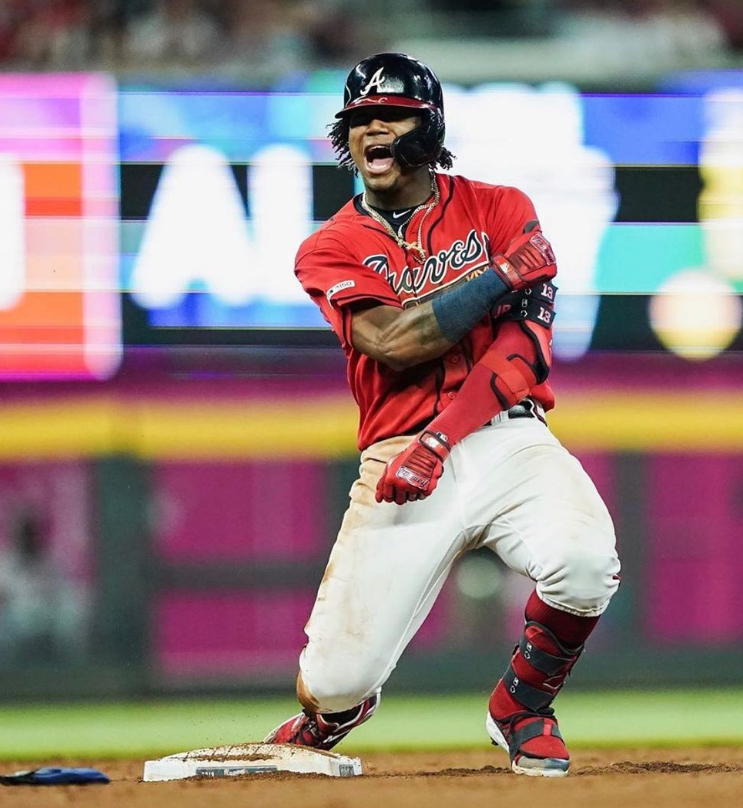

{"left": 335, "top": 53, "right": 446, "bottom": 169}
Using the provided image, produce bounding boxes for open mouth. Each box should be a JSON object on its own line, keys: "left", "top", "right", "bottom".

{"left": 364, "top": 144, "right": 394, "bottom": 175}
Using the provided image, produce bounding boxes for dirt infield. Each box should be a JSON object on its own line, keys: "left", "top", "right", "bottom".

{"left": 2, "top": 747, "right": 741, "bottom": 807}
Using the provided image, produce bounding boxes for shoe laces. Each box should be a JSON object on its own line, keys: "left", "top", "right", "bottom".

{"left": 297, "top": 710, "right": 351, "bottom": 746}
{"left": 499, "top": 707, "right": 557, "bottom": 738}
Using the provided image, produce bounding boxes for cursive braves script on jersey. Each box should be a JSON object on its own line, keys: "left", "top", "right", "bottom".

{"left": 363, "top": 228, "right": 490, "bottom": 305}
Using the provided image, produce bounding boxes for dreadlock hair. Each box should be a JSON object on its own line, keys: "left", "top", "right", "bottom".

{"left": 328, "top": 117, "right": 455, "bottom": 174}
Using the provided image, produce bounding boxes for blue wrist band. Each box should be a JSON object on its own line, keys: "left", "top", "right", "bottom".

{"left": 432, "top": 269, "right": 509, "bottom": 343}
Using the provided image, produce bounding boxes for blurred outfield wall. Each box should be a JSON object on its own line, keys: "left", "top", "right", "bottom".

{"left": 1, "top": 71, "right": 743, "bottom": 699}
{"left": 2, "top": 350, "right": 743, "bottom": 699}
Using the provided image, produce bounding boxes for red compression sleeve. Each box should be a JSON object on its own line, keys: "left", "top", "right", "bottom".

{"left": 431, "top": 362, "right": 511, "bottom": 446}
{"left": 429, "top": 321, "right": 547, "bottom": 446}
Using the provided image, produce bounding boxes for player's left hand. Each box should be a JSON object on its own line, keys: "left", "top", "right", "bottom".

{"left": 375, "top": 430, "right": 451, "bottom": 505}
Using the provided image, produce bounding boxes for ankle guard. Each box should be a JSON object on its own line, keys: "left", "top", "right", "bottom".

{"left": 503, "top": 621, "right": 584, "bottom": 714}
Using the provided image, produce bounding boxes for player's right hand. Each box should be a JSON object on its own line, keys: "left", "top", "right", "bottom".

{"left": 375, "top": 430, "right": 451, "bottom": 505}
{"left": 491, "top": 222, "right": 557, "bottom": 293}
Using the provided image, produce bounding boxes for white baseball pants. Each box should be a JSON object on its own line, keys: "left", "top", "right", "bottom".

{"left": 298, "top": 416, "right": 620, "bottom": 713}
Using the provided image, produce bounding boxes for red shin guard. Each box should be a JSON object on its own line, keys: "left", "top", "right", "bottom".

{"left": 489, "top": 593, "right": 599, "bottom": 765}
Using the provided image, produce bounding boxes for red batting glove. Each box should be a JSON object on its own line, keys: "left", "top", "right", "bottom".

{"left": 491, "top": 224, "right": 557, "bottom": 293}
{"left": 375, "top": 430, "right": 452, "bottom": 505}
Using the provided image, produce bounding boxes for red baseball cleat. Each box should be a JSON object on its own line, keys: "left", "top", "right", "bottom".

{"left": 486, "top": 707, "right": 569, "bottom": 777}
{"left": 264, "top": 694, "right": 380, "bottom": 751}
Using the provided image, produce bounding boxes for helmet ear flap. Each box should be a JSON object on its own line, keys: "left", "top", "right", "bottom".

{"left": 390, "top": 109, "right": 445, "bottom": 169}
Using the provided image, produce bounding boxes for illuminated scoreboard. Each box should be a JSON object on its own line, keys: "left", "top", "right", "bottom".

{"left": 117, "top": 84, "right": 743, "bottom": 359}
{"left": 1, "top": 72, "right": 742, "bottom": 375}
{"left": 0, "top": 74, "right": 120, "bottom": 379}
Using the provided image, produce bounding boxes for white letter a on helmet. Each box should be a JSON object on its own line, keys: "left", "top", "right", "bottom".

{"left": 360, "top": 68, "right": 386, "bottom": 97}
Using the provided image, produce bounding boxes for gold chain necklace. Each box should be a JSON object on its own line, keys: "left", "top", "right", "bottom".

{"left": 361, "top": 177, "right": 440, "bottom": 263}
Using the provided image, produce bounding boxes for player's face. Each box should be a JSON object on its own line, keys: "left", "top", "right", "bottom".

{"left": 348, "top": 106, "right": 423, "bottom": 198}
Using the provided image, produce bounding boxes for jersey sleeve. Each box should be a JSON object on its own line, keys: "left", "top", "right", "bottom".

{"left": 295, "top": 232, "right": 401, "bottom": 348}
{"left": 481, "top": 185, "right": 541, "bottom": 256}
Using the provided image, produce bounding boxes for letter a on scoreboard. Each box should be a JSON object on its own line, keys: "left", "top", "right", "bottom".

{"left": 0, "top": 74, "right": 120, "bottom": 380}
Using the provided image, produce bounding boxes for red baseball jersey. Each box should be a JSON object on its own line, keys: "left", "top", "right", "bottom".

{"left": 295, "top": 173, "right": 555, "bottom": 450}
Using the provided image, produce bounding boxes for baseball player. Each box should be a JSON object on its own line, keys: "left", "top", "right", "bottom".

{"left": 265, "top": 53, "right": 620, "bottom": 777}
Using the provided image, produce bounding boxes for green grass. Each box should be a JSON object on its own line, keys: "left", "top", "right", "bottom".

{"left": 0, "top": 690, "right": 741, "bottom": 761}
